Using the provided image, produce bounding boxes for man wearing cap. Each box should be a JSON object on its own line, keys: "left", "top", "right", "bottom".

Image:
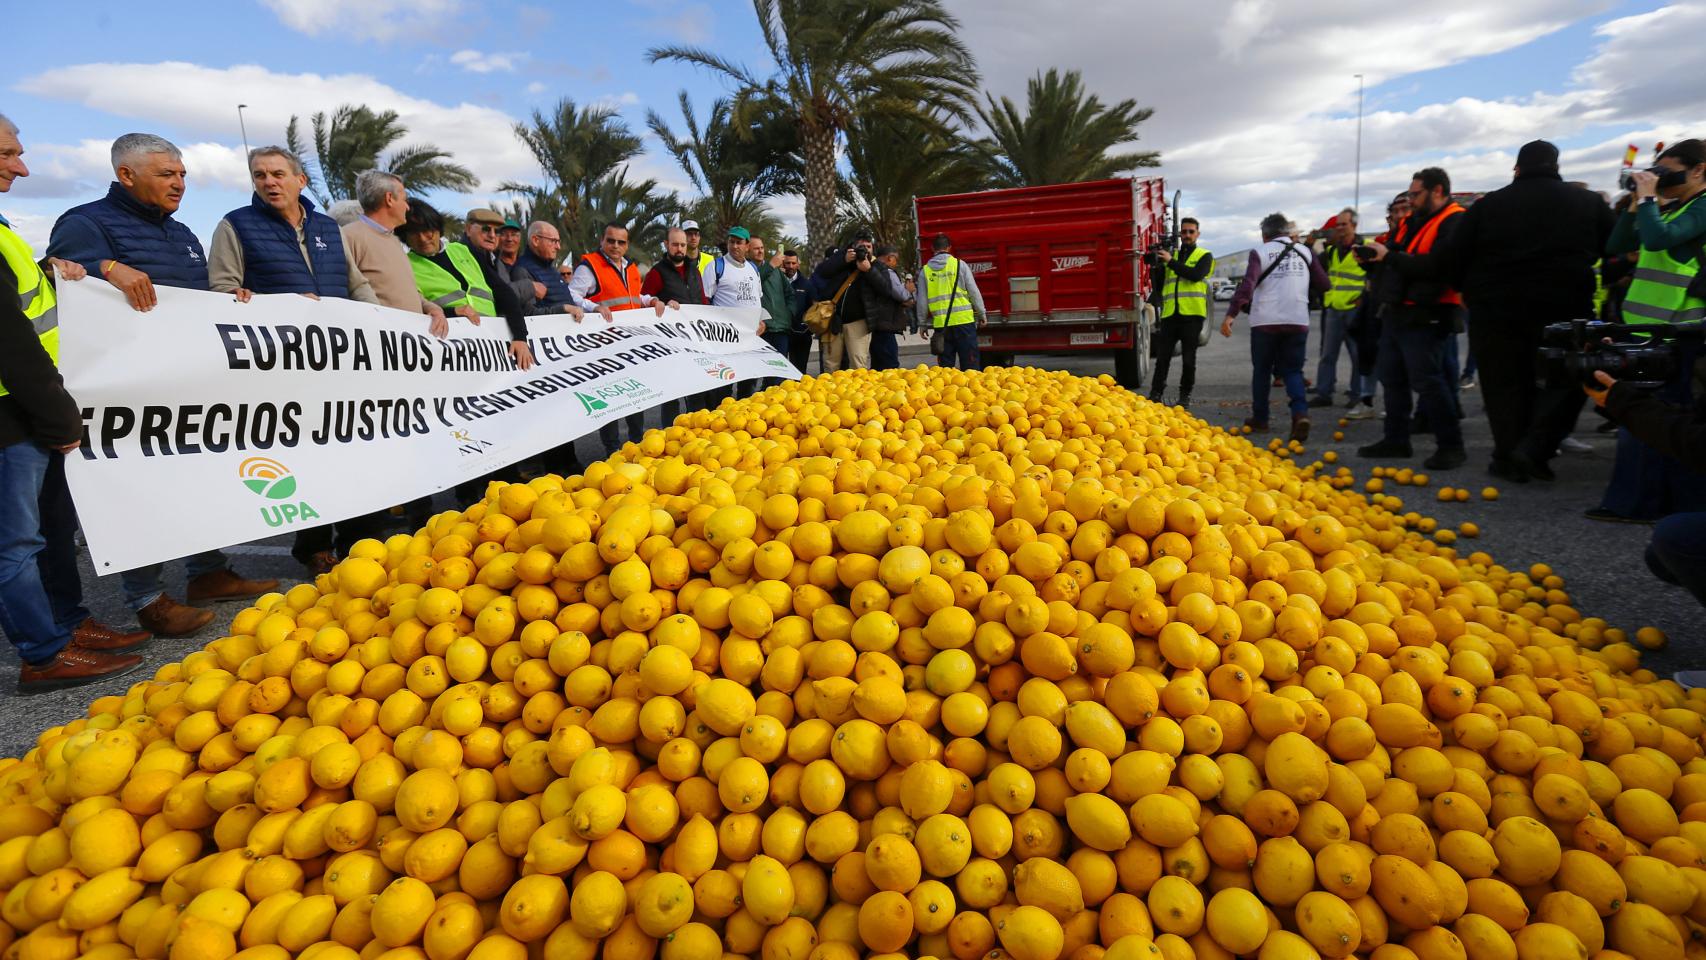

{"left": 1446, "top": 139, "right": 1617, "bottom": 482}
{"left": 682, "top": 220, "right": 714, "bottom": 279}
{"left": 463, "top": 209, "right": 534, "bottom": 315}
{"left": 495, "top": 217, "right": 542, "bottom": 313}
{"left": 1313, "top": 211, "right": 1367, "bottom": 410}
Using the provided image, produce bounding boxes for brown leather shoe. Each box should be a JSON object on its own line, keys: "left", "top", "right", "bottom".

{"left": 304, "top": 551, "right": 338, "bottom": 577}
{"left": 19, "top": 646, "right": 144, "bottom": 692}
{"left": 186, "top": 568, "right": 279, "bottom": 605}
{"left": 73, "top": 618, "right": 152, "bottom": 653}
{"left": 137, "top": 595, "right": 215, "bottom": 638}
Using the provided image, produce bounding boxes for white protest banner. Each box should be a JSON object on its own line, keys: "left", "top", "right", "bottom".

{"left": 57, "top": 281, "right": 797, "bottom": 573}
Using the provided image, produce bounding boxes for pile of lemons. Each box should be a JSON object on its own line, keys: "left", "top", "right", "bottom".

{"left": 0, "top": 365, "right": 1695, "bottom": 960}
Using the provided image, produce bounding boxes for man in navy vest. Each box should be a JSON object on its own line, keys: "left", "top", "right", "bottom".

{"left": 209, "top": 146, "right": 380, "bottom": 575}
{"left": 47, "top": 133, "right": 278, "bottom": 640}
{"left": 516, "top": 221, "right": 584, "bottom": 316}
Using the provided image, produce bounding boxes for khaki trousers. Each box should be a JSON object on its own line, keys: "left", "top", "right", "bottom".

{"left": 820, "top": 320, "right": 872, "bottom": 373}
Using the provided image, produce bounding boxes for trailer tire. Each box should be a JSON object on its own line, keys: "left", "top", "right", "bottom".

{"left": 1115, "top": 304, "right": 1156, "bottom": 390}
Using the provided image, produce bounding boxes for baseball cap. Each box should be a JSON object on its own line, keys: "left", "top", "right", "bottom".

{"left": 728, "top": 226, "right": 750, "bottom": 241}
{"left": 499, "top": 218, "right": 522, "bottom": 232}
{"left": 1320, "top": 216, "right": 1339, "bottom": 232}
{"left": 466, "top": 208, "right": 504, "bottom": 226}
{"left": 681, "top": 220, "right": 701, "bottom": 232}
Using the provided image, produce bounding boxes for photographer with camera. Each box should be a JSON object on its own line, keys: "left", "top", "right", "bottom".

{"left": 1147, "top": 218, "right": 1213, "bottom": 408}
{"left": 1584, "top": 359, "right": 1706, "bottom": 614}
{"left": 811, "top": 228, "right": 880, "bottom": 373}
{"left": 1592, "top": 139, "right": 1706, "bottom": 522}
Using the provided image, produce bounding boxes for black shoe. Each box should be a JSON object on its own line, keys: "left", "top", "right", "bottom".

{"left": 1520, "top": 457, "right": 1556, "bottom": 482}
{"left": 1357, "top": 440, "right": 1413, "bottom": 459}
{"left": 1487, "top": 459, "right": 1530, "bottom": 484}
{"left": 1177, "top": 393, "right": 1192, "bottom": 409}
{"left": 1308, "top": 395, "right": 1333, "bottom": 408}
{"left": 1147, "top": 388, "right": 1166, "bottom": 403}
{"left": 1424, "top": 447, "right": 1467, "bottom": 470}
{"left": 1290, "top": 416, "right": 1311, "bottom": 443}
{"left": 1243, "top": 418, "right": 1270, "bottom": 433}
{"left": 1584, "top": 507, "right": 1653, "bottom": 525}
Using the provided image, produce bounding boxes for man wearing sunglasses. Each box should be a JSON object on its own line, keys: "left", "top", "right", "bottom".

{"left": 566, "top": 223, "right": 667, "bottom": 450}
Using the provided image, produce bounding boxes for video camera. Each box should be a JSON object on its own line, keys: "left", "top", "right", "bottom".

{"left": 1144, "top": 233, "right": 1179, "bottom": 266}
{"left": 1537, "top": 319, "right": 1704, "bottom": 389}
{"left": 1619, "top": 165, "right": 1691, "bottom": 192}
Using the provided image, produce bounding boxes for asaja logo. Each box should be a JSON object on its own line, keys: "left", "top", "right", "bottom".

{"left": 238, "top": 457, "right": 296, "bottom": 500}
{"left": 238, "top": 457, "right": 321, "bottom": 529}
{"left": 576, "top": 378, "right": 652, "bottom": 415}
{"left": 696, "top": 357, "right": 736, "bottom": 381}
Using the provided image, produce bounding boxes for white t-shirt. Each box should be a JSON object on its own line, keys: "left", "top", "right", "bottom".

{"left": 702, "top": 257, "right": 768, "bottom": 318}
{"left": 1248, "top": 238, "right": 1313, "bottom": 329}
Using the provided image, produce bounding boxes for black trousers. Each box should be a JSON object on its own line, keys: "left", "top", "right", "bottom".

{"left": 1152, "top": 314, "right": 1205, "bottom": 394}
{"left": 788, "top": 331, "right": 815, "bottom": 372}
{"left": 291, "top": 512, "right": 383, "bottom": 564}
{"left": 1466, "top": 302, "right": 1585, "bottom": 466}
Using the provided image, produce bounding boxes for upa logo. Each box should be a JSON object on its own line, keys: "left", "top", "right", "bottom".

{"left": 239, "top": 457, "right": 321, "bottom": 529}
{"left": 696, "top": 357, "right": 737, "bottom": 381}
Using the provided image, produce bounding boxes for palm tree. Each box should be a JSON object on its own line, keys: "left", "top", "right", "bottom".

{"left": 285, "top": 105, "right": 477, "bottom": 205}
{"left": 841, "top": 112, "right": 988, "bottom": 262}
{"left": 976, "top": 69, "right": 1159, "bottom": 188}
{"left": 647, "top": 92, "right": 794, "bottom": 244}
{"left": 570, "top": 171, "right": 680, "bottom": 266}
{"left": 501, "top": 99, "right": 646, "bottom": 253}
{"left": 648, "top": 0, "right": 978, "bottom": 255}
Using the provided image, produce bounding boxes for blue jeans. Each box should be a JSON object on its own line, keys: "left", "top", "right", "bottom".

{"left": 1250, "top": 327, "right": 1308, "bottom": 425}
{"left": 1377, "top": 321, "right": 1463, "bottom": 450}
{"left": 121, "top": 548, "right": 229, "bottom": 611}
{"left": 1316, "top": 307, "right": 1363, "bottom": 400}
{"left": 0, "top": 443, "right": 86, "bottom": 665}
{"left": 869, "top": 330, "right": 899, "bottom": 370}
{"left": 1649, "top": 513, "right": 1706, "bottom": 609}
{"left": 939, "top": 324, "right": 979, "bottom": 370}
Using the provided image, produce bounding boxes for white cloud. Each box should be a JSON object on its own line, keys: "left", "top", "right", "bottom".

{"left": 259, "top": 0, "right": 466, "bottom": 42}
{"left": 636, "top": 0, "right": 713, "bottom": 44}
{"left": 590, "top": 92, "right": 642, "bottom": 112}
{"left": 526, "top": 81, "right": 547, "bottom": 95}
{"left": 1219, "top": 0, "right": 1276, "bottom": 61}
{"left": 450, "top": 50, "right": 528, "bottom": 75}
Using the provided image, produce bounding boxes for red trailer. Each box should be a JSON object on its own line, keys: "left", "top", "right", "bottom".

{"left": 914, "top": 177, "right": 1167, "bottom": 387}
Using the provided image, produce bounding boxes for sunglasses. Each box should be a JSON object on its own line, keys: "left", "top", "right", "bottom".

{"left": 473, "top": 224, "right": 498, "bottom": 234}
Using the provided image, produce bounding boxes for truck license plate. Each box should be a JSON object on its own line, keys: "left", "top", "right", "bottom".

{"left": 977, "top": 336, "right": 993, "bottom": 347}
{"left": 1070, "top": 332, "right": 1105, "bottom": 345}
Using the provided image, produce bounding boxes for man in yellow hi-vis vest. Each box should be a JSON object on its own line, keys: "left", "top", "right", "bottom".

{"left": 1313, "top": 212, "right": 1368, "bottom": 410}
{"left": 1150, "top": 217, "right": 1213, "bottom": 407}
{"left": 0, "top": 113, "right": 152, "bottom": 689}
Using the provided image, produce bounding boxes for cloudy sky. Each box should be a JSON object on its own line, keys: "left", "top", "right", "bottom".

{"left": 3, "top": 0, "right": 1698, "bottom": 257}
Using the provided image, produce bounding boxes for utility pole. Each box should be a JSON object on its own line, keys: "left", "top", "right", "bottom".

{"left": 1353, "top": 75, "right": 1364, "bottom": 219}
{"left": 237, "top": 104, "right": 251, "bottom": 157}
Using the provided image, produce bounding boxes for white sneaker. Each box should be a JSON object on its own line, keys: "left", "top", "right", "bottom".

{"left": 1675, "top": 671, "right": 1706, "bottom": 689}
{"left": 1558, "top": 437, "right": 1593, "bottom": 455}
{"left": 1345, "top": 402, "right": 1378, "bottom": 420}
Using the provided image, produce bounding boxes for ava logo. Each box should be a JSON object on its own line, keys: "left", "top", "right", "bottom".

{"left": 576, "top": 391, "right": 609, "bottom": 414}
{"left": 1052, "top": 256, "right": 1092, "bottom": 272}
{"left": 696, "top": 357, "right": 736, "bottom": 381}
{"left": 313, "top": 235, "right": 329, "bottom": 251}
{"left": 450, "top": 429, "right": 494, "bottom": 456}
{"left": 239, "top": 457, "right": 296, "bottom": 500}
{"left": 239, "top": 457, "right": 321, "bottom": 528}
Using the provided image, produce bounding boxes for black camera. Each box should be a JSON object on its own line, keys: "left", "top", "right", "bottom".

{"left": 854, "top": 246, "right": 871, "bottom": 263}
{"left": 1144, "top": 233, "right": 1179, "bottom": 266}
{"left": 1537, "top": 319, "right": 1703, "bottom": 389}
{"left": 1618, "top": 165, "right": 1691, "bottom": 191}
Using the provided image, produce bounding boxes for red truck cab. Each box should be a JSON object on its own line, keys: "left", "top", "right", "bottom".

{"left": 914, "top": 177, "right": 1167, "bottom": 387}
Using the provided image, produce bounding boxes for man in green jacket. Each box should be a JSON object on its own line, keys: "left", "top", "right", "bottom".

{"left": 749, "top": 236, "right": 798, "bottom": 389}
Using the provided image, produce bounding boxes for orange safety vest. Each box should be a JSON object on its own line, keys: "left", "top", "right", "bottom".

{"left": 1396, "top": 203, "right": 1465, "bottom": 307}
{"left": 580, "top": 253, "right": 645, "bottom": 310}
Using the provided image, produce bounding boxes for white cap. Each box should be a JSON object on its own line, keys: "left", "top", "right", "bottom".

{"left": 681, "top": 220, "right": 700, "bottom": 231}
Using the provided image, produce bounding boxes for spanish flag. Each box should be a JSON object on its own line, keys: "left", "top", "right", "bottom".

{"left": 1623, "top": 144, "right": 1640, "bottom": 167}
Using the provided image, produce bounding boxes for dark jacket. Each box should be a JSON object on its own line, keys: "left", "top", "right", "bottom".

{"left": 812, "top": 248, "right": 867, "bottom": 329}
{"left": 516, "top": 251, "right": 577, "bottom": 312}
{"left": 1375, "top": 206, "right": 1467, "bottom": 327}
{"left": 47, "top": 182, "right": 210, "bottom": 290}
{"left": 641, "top": 258, "right": 704, "bottom": 305}
{"left": 496, "top": 254, "right": 538, "bottom": 314}
{"left": 1603, "top": 356, "right": 1706, "bottom": 474}
{"left": 756, "top": 262, "right": 797, "bottom": 334}
{"left": 224, "top": 194, "right": 350, "bottom": 297}
{"left": 0, "top": 254, "right": 80, "bottom": 449}
{"left": 859, "top": 260, "right": 911, "bottom": 334}
{"left": 785, "top": 271, "right": 809, "bottom": 327}
{"left": 1446, "top": 171, "right": 1615, "bottom": 313}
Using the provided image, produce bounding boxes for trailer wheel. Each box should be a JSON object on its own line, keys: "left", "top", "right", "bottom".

{"left": 1115, "top": 304, "right": 1156, "bottom": 389}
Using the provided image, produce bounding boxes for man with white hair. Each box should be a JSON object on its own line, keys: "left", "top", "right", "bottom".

{"left": 48, "top": 132, "right": 278, "bottom": 638}
{"left": 340, "top": 170, "right": 449, "bottom": 332}
{"left": 208, "top": 145, "right": 377, "bottom": 305}
{"left": 0, "top": 113, "right": 149, "bottom": 688}
{"left": 514, "top": 220, "right": 585, "bottom": 316}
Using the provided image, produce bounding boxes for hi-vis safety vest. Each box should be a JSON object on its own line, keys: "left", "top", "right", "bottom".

{"left": 0, "top": 222, "right": 58, "bottom": 398}
{"left": 580, "top": 253, "right": 645, "bottom": 310}
{"left": 1623, "top": 194, "right": 1706, "bottom": 326}
{"left": 923, "top": 256, "right": 975, "bottom": 328}
{"left": 1160, "top": 247, "right": 1209, "bottom": 319}
{"left": 409, "top": 242, "right": 495, "bottom": 316}
{"left": 1323, "top": 245, "right": 1366, "bottom": 311}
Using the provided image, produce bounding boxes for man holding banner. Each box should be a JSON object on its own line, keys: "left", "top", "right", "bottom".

{"left": 48, "top": 132, "right": 278, "bottom": 638}
{"left": 0, "top": 114, "right": 149, "bottom": 689}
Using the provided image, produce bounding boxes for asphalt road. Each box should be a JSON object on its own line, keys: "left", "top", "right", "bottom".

{"left": 1, "top": 325, "right": 1698, "bottom": 758}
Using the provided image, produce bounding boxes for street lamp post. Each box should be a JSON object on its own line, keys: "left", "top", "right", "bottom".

{"left": 237, "top": 104, "right": 251, "bottom": 157}
{"left": 1353, "top": 75, "right": 1364, "bottom": 220}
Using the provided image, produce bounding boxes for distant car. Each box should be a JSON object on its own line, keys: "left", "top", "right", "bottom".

{"left": 1212, "top": 280, "right": 1236, "bottom": 302}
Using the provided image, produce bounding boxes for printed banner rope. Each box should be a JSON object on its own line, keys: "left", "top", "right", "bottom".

{"left": 57, "top": 282, "right": 797, "bottom": 573}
